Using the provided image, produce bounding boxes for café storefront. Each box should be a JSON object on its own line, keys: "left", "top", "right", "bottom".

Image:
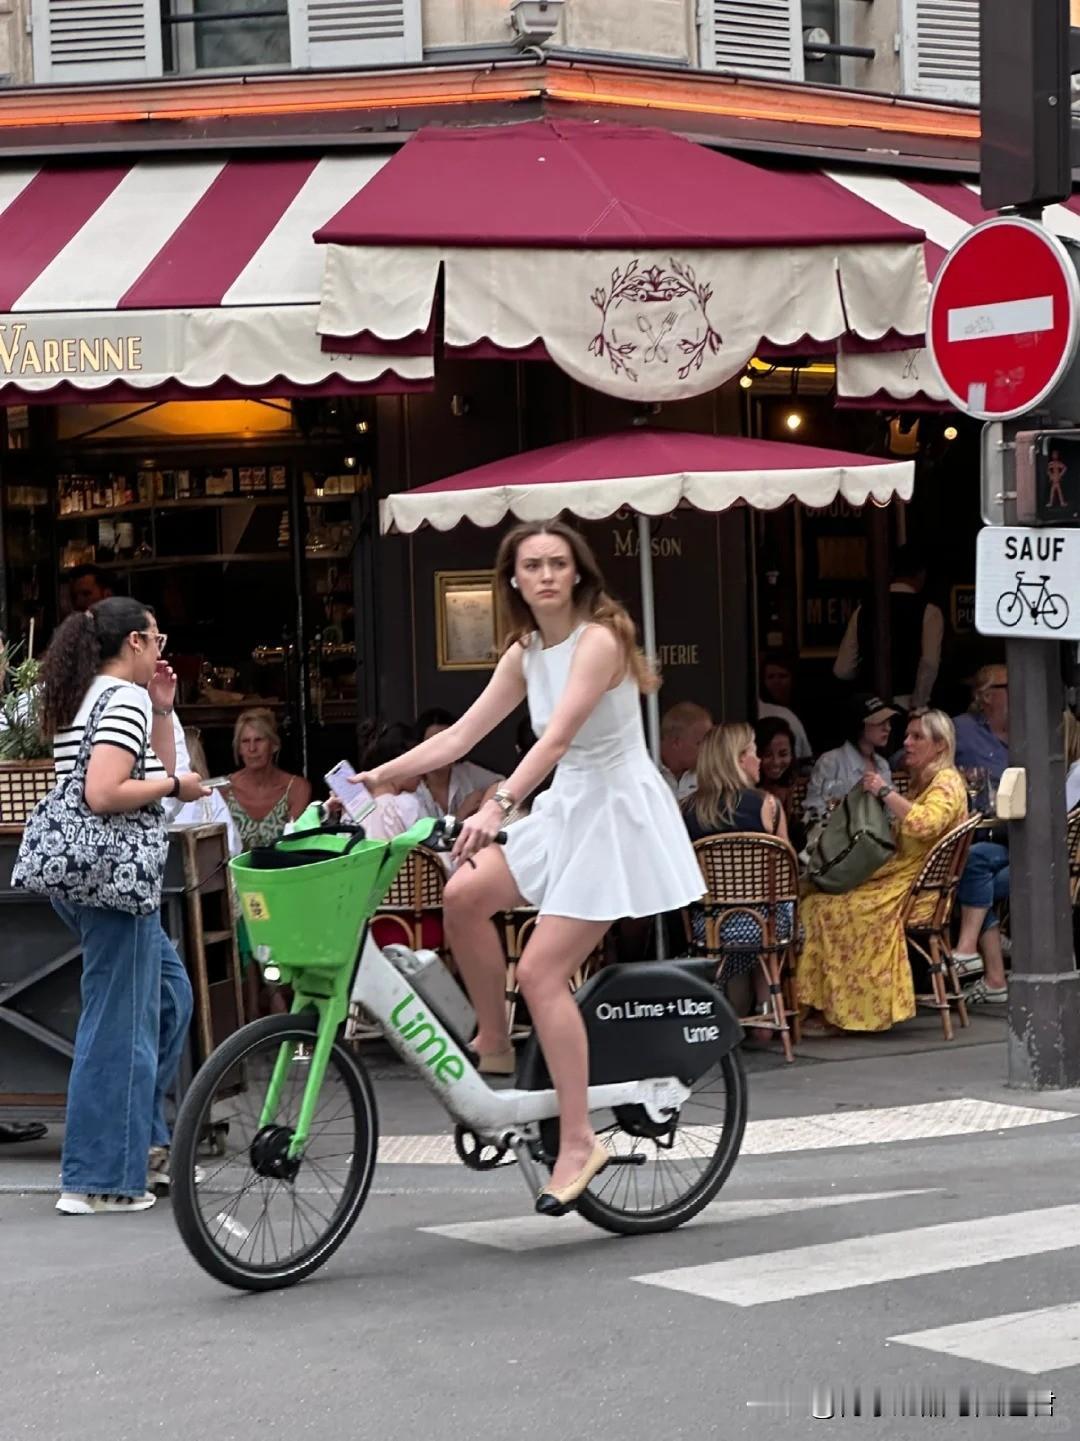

{"left": 1, "top": 115, "right": 989, "bottom": 1107}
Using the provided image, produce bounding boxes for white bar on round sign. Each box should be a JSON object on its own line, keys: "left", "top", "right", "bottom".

{"left": 948, "top": 295, "right": 1054, "bottom": 343}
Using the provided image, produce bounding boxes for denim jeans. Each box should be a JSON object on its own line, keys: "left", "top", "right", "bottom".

{"left": 53, "top": 900, "right": 193, "bottom": 1197}
{"left": 956, "top": 842, "right": 1010, "bottom": 934}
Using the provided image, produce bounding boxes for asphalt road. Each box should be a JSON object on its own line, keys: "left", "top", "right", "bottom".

{"left": 3, "top": 1033, "right": 1079, "bottom": 1441}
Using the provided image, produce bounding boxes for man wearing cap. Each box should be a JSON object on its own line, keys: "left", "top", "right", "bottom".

{"left": 804, "top": 695, "right": 897, "bottom": 823}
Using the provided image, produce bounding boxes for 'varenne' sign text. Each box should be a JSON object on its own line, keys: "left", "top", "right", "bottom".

{"left": 0, "top": 321, "right": 143, "bottom": 377}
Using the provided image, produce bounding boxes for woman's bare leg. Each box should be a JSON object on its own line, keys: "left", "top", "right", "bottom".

{"left": 516, "top": 915, "right": 609, "bottom": 1190}
{"left": 443, "top": 848, "right": 523, "bottom": 1055}
{"left": 955, "top": 904, "right": 991, "bottom": 956}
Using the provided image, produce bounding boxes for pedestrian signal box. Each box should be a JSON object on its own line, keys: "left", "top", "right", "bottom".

{"left": 1015, "top": 430, "right": 1080, "bottom": 526}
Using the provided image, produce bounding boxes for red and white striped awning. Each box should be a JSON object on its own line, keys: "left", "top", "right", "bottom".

{"left": 833, "top": 172, "right": 1080, "bottom": 408}
{"left": 0, "top": 153, "right": 429, "bottom": 401}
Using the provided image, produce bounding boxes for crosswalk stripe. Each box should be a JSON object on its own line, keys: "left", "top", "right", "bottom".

{"left": 376, "top": 1098, "right": 1071, "bottom": 1166}
{"left": 633, "top": 1203, "right": 1080, "bottom": 1307}
{"left": 891, "top": 1303, "right": 1080, "bottom": 1375}
{"left": 420, "top": 1190, "right": 934, "bottom": 1252}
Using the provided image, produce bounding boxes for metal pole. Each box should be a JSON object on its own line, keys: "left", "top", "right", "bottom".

{"left": 637, "top": 512, "right": 661, "bottom": 765}
{"left": 636, "top": 513, "right": 667, "bottom": 959}
{"left": 1000, "top": 423, "right": 1080, "bottom": 1087}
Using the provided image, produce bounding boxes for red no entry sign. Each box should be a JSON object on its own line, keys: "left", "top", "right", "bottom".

{"left": 927, "top": 216, "right": 1080, "bottom": 421}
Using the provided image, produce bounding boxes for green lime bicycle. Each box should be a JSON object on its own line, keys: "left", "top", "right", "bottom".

{"left": 170, "top": 813, "right": 748, "bottom": 1291}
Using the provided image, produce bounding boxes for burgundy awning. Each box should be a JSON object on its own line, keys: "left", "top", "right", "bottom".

{"left": 380, "top": 429, "right": 914, "bottom": 533}
{"left": 316, "top": 119, "right": 930, "bottom": 405}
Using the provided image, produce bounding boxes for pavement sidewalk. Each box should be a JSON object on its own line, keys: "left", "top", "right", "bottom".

{"left": 3, "top": 1005, "right": 1077, "bottom": 1195}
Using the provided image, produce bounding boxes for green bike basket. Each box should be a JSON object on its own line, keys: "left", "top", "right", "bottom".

{"left": 230, "top": 831, "right": 388, "bottom": 973}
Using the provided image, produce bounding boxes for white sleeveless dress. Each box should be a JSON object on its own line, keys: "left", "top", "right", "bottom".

{"left": 503, "top": 624, "right": 705, "bottom": 921}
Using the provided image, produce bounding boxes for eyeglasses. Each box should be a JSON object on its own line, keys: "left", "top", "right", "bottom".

{"left": 137, "top": 630, "right": 168, "bottom": 654}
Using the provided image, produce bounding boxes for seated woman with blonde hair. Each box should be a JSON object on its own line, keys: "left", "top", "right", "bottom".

{"left": 222, "top": 707, "right": 311, "bottom": 851}
{"left": 682, "top": 723, "right": 793, "bottom": 1043}
{"left": 797, "top": 708, "right": 967, "bottom": 1034}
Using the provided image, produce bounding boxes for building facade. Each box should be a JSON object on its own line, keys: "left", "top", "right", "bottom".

{"left": 11, "top": 0, "right": 987, "bottom": 96}
{"left": 0, "top": 0, "right": 1020, "bottom": 778}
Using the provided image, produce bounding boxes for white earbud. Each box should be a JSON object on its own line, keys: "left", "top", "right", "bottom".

{"left": 574, "top": 574, "right": 581, "bottom": 584}
{"left": 510, "top": 577, "right": 519, "bottom": 590}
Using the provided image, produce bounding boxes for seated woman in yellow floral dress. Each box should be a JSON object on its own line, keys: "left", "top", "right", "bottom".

{"left": 797, "top": 709, "right": 967, "bottom": 1033}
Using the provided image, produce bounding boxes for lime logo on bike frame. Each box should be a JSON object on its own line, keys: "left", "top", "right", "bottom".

{"left": 390, "top": 992, "right": 466, "bottom": 1085}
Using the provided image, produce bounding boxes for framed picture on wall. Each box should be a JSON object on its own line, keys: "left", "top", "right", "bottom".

{"left": 435, "top": 570, "right": 503, "bottom": 670}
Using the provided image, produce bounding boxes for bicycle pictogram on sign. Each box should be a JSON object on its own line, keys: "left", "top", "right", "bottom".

{"left": 995, "top": 571, "right": 1070, "bottom": 630}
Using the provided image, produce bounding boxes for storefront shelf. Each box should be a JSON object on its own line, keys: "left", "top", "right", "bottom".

{"left": 56, "top": 496, "right": 357, "bottom": 522}
{"left": 97, "top": 552, "right": 289, "bottom": 570}
{"left": 54, "top": 495, "right": 291, "bottom": 524}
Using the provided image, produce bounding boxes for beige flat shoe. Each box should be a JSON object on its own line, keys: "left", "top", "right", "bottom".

{"left": 469, "top": 1045, "right": 516, "bottom": 1076}
{"left": 535, "top": 1141, "right": 610, "bottom": 1216}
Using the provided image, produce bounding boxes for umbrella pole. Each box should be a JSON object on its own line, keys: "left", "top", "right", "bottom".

{"left": 637, "top": 514, "right": 661, "bottom": 764}
{"left": 637, "top": 514, "right": 668, "bottom": 961}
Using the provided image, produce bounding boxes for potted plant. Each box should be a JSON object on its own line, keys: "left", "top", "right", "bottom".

{"left": 0, "top": 641, "right": 53, "bottom": 825}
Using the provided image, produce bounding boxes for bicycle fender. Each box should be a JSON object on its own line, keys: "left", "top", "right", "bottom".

{"left": 516, "top": 961, "right": 742, "bottom": 1092}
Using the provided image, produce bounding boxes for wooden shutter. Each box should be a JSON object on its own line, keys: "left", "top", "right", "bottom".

{"left": 701, "top": 0, "right": 804, "bottom": 83}
{"left": 31, "top": 0, "right": 162, "bottom": 82}
{"left": 289, "top": 0, "right": 421, "bottom": 70}
{"left": 900, "top": 0, "right": 980, "bottom": 103}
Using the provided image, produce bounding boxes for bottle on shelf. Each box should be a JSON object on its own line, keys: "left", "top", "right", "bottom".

{"left": 175, "top": 469, "right": 191, "bottom": 500}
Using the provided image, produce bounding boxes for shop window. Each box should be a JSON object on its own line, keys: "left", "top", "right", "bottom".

{"left": 162, "top": 0, "right": 291, "bottom": 73}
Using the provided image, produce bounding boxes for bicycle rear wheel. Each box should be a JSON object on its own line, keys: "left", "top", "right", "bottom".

{"left": 540, "top": 1048, "right": 747, "bottom": 1236}
{"left": 171, "top": 1014, "right": 378, "bottom": 1291}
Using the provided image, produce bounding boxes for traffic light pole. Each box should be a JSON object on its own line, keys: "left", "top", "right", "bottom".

{"left": 1001, "top": 427, "right": 1080, "bottom": 1087}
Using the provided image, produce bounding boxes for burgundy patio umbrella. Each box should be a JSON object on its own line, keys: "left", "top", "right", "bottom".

{"left": 382, "top": 429, "right": 915, "bottom": 761}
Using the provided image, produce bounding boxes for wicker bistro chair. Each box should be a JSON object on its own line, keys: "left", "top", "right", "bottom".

{"left": 349, "top": 845, "right": 448, "bottom": 1043}
{"left": 685, "top": 833, "right": 801, "bottom": 1063}
{"left": 500, "top": 907, "right": 603, "bottom": 1039}
{"left": 902, "top": 813, "right": 982, "bottom": 1040}
{"left": 1067, "top": 806, "right": 1080, "bottom": 907}
{"left": 371, "top": 844, "right": 448, "bottom": 953}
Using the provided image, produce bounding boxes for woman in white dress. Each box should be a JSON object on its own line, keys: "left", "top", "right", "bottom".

{"left": 356, "top": 520, "right": 703, "bottom": 1215}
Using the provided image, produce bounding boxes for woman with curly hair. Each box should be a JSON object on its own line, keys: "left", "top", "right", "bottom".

{"left": 37, "top": 596, "right": 207, "bottom": 1214}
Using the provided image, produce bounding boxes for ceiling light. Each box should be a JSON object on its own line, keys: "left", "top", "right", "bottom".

{"left": 785, "top": 412, "right": 803, "bottom": 432}
{"left": 739, "top": 374, "right": 753, "bottom": 389}
{"left": 944, "top": 425, "right": 958, "bottom": 441}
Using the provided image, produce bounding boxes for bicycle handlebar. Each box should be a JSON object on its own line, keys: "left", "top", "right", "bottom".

{"left": 429, "top": 815, "right": 508, "bottom": 849}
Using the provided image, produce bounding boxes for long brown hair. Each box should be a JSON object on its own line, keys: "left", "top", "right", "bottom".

{"left": 39, "top": 596, "right": 154, "bottom": 738}
{"left": 493, "top": 520, "right": 657, "bottom": 694}
{"left": 686, "top": 722, "right": 756, "bottom": 832}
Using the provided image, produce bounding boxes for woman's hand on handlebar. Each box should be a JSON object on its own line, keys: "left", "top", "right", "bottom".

{"left": 451, "top": 799, "right": 506, "bottom": 863}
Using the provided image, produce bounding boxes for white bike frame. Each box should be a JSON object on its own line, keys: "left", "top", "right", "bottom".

{"left": 351, "top": 935, "right": 690, "bottom": 1144}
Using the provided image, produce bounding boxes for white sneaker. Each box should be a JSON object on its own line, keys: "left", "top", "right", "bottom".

{"left": 56, "top": 1191, "right": 156, "bottom": 1215}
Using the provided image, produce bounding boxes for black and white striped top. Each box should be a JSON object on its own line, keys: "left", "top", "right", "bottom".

{"left": 54, "top": 676, "right": 167, "bottom": 781}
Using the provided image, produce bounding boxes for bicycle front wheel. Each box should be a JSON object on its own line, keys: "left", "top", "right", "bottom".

{"left": 171, "top": 1014, "right": 378, "bottom": 1291}
{"left": 1043, "top": 594, "right": 1070, "bottom": 631}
